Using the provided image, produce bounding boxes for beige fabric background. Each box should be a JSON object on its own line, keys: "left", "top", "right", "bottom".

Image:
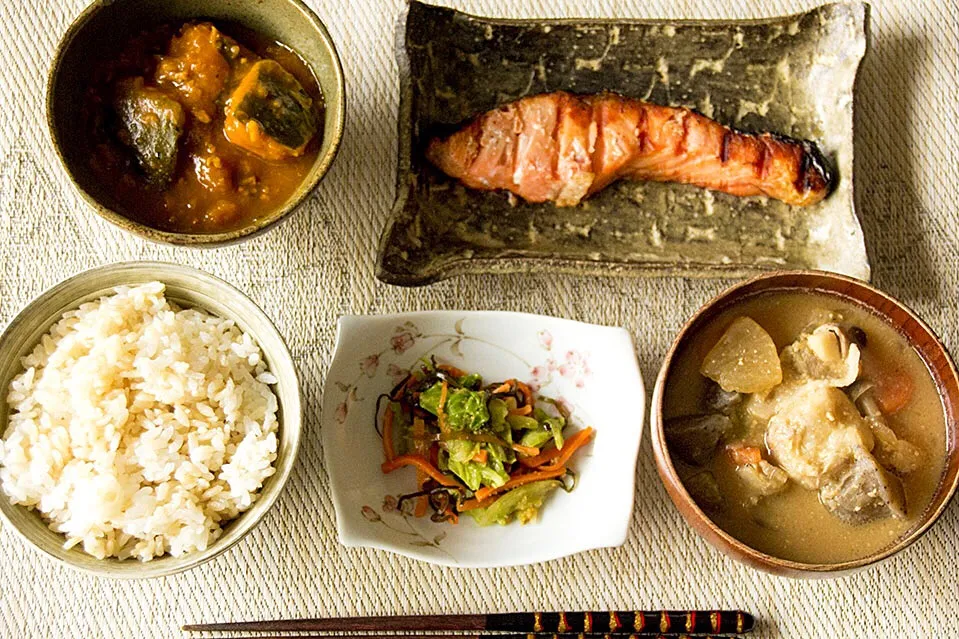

{"left": 0, "top": 0, "right": 956, "bottom": 637}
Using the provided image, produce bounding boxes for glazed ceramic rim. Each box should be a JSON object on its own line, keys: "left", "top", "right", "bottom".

{"left": 0, "top": 262, "right": 302, "bottom": 578}
{"left": 651, "top": 269, "right": 959, "bottom": 577}
{"left": 45, "top": 0, "right": 345, "bottom": 247}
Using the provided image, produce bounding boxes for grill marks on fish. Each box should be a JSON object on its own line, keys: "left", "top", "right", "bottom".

{"left": 720, "top": 129, "right": 732, "bottom": 164}
{"left": 426, "top": 91, "right": 832, "bottom": 207}
{"left": 756, "top": 141, "right": 771, "bottom": 180}
{"left": 512, "top": 95, "right": 561, "bottom": 201}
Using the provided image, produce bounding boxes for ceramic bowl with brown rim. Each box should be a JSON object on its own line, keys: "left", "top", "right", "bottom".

{"left": 47, "top": 0, "right": 344, "bottom": 246}
{"left": 651, "top": 271, "right": 959, "bottom": 577}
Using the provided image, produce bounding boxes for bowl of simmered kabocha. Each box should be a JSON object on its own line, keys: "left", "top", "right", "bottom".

{"left": 47, "top": 0, "right": 344, "bottom": 245}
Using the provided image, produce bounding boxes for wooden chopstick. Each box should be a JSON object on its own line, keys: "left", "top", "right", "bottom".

{"left": 184, "top": 610, "right": 754, "bottom": 635}
{"left": 202, "top": 635, "right": 734, "bottom": 639}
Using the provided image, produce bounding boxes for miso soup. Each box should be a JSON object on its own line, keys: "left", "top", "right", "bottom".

{"left": 663, "top": 291, "right": 946, "bottom": 564}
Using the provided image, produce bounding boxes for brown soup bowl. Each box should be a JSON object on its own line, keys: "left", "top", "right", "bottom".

{"left": 651, "top": 271, "right": 959, "bottom": 577}
{"left": 47, "top": 0, "right": 344, "bottom": 246}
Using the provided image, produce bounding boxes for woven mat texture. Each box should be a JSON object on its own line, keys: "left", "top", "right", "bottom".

{"left": 0, "top": 1, "right": 956, "bottom": 637}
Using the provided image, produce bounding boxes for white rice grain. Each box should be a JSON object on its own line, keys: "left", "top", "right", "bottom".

{"left": 0, "top": 282, "right": 279, "bottom": 561}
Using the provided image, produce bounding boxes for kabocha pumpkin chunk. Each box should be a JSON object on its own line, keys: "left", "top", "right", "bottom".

{"left": 224, "top": 60, "right": 318, "bottom": 160}
{"left": 154, "top": 23, "right": 232, "bottom": 124}
{"left": 113, "top": 78, "right": 185, "bottom": 185}
{"left": 701, "top": 316, "right": 782, "bottom": 394}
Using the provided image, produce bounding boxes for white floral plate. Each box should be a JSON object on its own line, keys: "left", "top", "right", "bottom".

{"left": 322, "top": 311, "right": 644, "bottom": 567}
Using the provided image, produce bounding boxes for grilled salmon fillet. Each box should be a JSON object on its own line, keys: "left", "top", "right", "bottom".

{"left": 426, "top": 92, "right": 832, "bottom": 207}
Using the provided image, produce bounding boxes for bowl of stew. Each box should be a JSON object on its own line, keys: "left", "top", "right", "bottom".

{"left": 47, "top": 0, "right": 344, "bottom": 245}
{"left": 651, "top": 271, "right": 959, "bottom": 577}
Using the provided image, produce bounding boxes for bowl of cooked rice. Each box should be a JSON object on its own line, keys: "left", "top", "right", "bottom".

{"left": 0, "top": 262, "right": 301, "bottom": 578}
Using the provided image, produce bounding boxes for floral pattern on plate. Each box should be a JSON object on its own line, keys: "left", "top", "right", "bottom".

{"left": 322, "top": 311, "right": 643, "bottom": 568}
{"left": 332, "top": 321, "right": 591, "bottom": 427}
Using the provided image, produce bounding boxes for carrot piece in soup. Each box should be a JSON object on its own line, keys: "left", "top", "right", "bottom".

{"left": 874, "top": 371, "right": 915, "bottom": 414}
{"left": 725, "top": 442, "right": 764, "bottom": 466}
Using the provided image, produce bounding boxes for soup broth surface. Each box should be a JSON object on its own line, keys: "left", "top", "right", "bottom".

{"left": 664, "top": 291, "right": 946, "bottom": 564}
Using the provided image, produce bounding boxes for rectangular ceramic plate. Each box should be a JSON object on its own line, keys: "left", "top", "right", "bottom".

{"left": 377, "top": 1, "right": 870, "bottom": 286}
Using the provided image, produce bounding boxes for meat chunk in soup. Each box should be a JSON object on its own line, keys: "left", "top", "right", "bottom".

{"left": 735, "top": 460, "right": 789, "bottom": 502}
{"left": 665, "top": 414, "right": 733, "bottom": 466}
{"left": 685, "top": 470, "right": 724, "bottom": 512}
{"left": 867, "top": 418, "right": 922, "bottom": 475}
{"left": 852, "top": 385, "right": 922, "bottom": 475}
{"left": 820, "top": 451, "right": 907, "bottom": 523}
{"left": 704, "top": 380, "right": 743, "bottom": 415}
{"left": 781, "top": 323, "right": 861, "bottom": 387}
{"left": 224, "top": 60, "right": 319, "bottom": 160}
{"left": 763, "top": 361, "right": 911, "bottom": 524}
{"left": 113, "top": 78, "right": 185, "bottom": 185}
{"left": 765, "top": 385, "right": 874, "bottom": 490}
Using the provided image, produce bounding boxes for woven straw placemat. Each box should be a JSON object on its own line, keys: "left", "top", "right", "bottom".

{"left": 0, "top": 1, "right": 956, "bottom": 637}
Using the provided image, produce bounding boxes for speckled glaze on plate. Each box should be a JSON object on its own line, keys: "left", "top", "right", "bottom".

{"left": 47, "top": 0, "right": 345, "bottom": 246}
{"left": 0, "top": 263, "right": 302, "bottom": 578}
{"left": 378, "top": 1, "right": 870, "bottom": 285}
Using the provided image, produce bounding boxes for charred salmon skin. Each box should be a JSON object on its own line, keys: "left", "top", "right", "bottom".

{"left": 426, "top": 91, "right": 832, "bottom": 207}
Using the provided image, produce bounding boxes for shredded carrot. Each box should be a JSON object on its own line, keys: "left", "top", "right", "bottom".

{"left": 411, "top": 417, "right": 429, "bottom": 515}
{"left": 472, "top": 449, "right": 488, "bottom": 464}
{"left": 391, "top": 374, "right": 417, "bottom": 400}
{"left": 511, "top": 442, "right": 540, "bottom": 457}
{"left": 414, "top": 495, "right": 428, "bottom": 517}
{"left": 520, "top": 427, "right": 595, "bottom": 468}
{"left": 437, "top": 380, "right": 449, "bottom": 434}
{"left": 438, "top": 364, "right": 467, "bottom": 378}
{"left": 460, "top": 465, "right": 568, "bottom": 510}
{"left": 490, "top": 382, "right": 512, "bottom": 394}
{"left": 475, "top": 465, "right": 567, "bottom": 501}
{"left": 508, "top": 405, "right": 532, "bottom": 416}
{"left": 514, "top": 380, "right": 534, "bottom": 406}
{"left": 421, "top": 444, "right": 440, "bottom": 518}
{"left": 381, "top": 454, "right": 462, "bottom": 488}
{"left": 457, "top": 498, "right": 484, "bottom": 512}
{"left": 381, "top": 403, "right": 396, "bottom": 462}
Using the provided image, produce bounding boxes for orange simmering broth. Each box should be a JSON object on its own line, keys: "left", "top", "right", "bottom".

{"left": 85, "top": 22, "right": 324, "bottom": 234}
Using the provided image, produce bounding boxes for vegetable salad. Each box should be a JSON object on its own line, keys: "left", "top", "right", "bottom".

{"left": 377, "top": 359, "right": 594, "bottom": 525}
